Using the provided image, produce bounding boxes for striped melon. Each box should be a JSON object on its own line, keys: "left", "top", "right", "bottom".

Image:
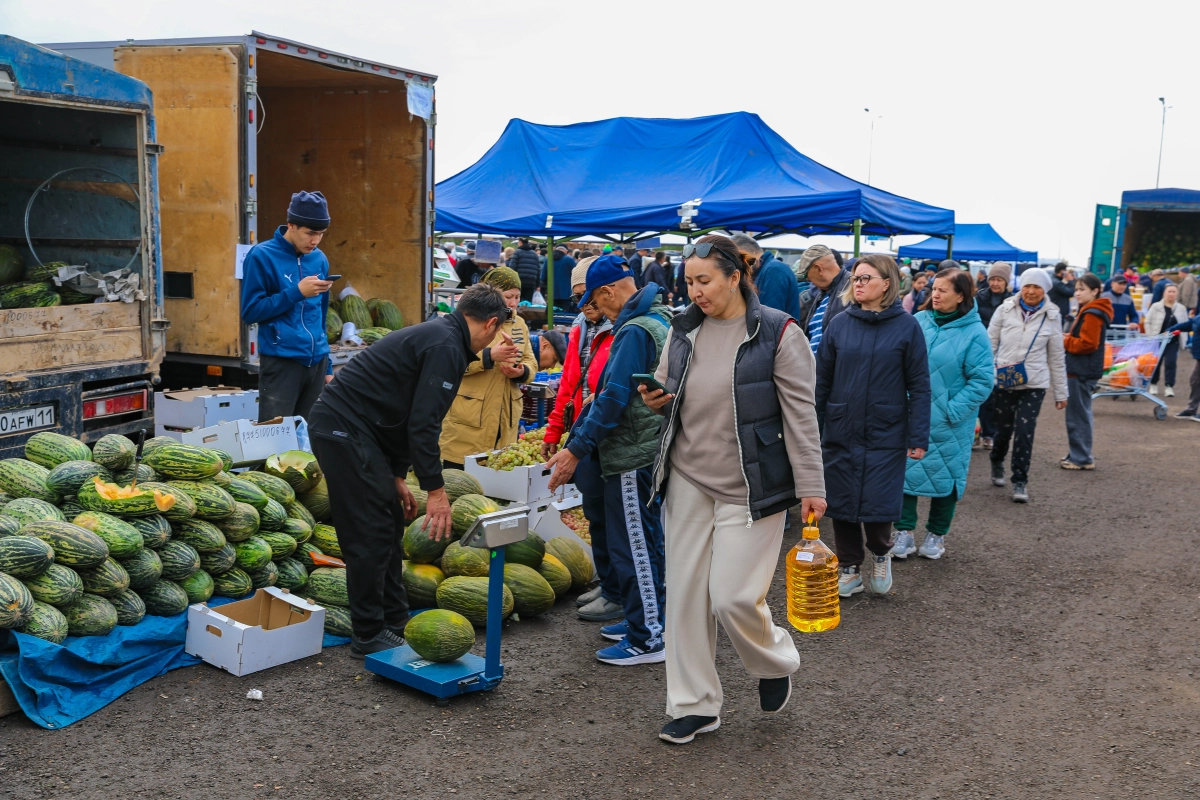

{"left": 0, "top": 280, "right": 57, "bottom": 309}
{"left": 280, "top": 518, "right": 311, "bottom": 543}
{"left": 140, "top": 436, "right": 180, "bottom": 456}
{"left": 298, "top": 477, "right": 331, "bottom": 521}
{"left": 545, "top": 536, "right": 594, "bottom": 590}
{"left": 264, "top": 450, "right": 322, "bottom": 493}
{"left": 339, "top": 293, "right": 373, "bottom": 331}
{"left": 22, "top": 520, "right": 108, "bottom": 568}
{"left": 285, "top": 500, "right": 316, "bottom": 529}
{"left": 109, "top": 589, "right": 146, "bottom": 626}
{"left": 112, "top": 463, "right": 156, "bottom": 485}
{"left": 137, "top": 580, "right": 190, "bottom": 616}
{"left": 46, "top": 460, "right": 112, "bottom": 496}
{"left": 91, "top": 434, "right": 136, "bottom": 470}
{"left": 247, "top": 561, "right": 278, "bottom": 589}
{"left": 294, "top": 542, "right": 323, "bottom": 570}
{"left": 138, "top": 482, "right": 196, "bottom": 521}
{"left": 402, "top": 562, "right": 445, "bottom": 609}
{"left": 4, "top": 497, "right": 65, "bottom": 525}
{"left": 371, "top": 299, "right": 404, "bottom": 331}
{"left": 72, "top": 511, "right": 144, "bottom": 559}
{"left": 214, "top": 502, "right": 260, "bottom": 542}
{"left": 259, "top": 498, "right": 288, "bottom": 531}
{"left": 77, "top": 557, "right": 131, "bottom": 598}
{"left": 0, "top": 458, "right": 59, "bottom": 504}
{"left": 0, "top": 535, "right": 55, "bottom": 578}
{"left": 0, "top": 571, "right": 34, "bottom": 629}
{"left": 157, "top": 541, "right": 201, "bottom": 581}
{"left": 78, "top": 477, "right": 176, "bottom": 517}
{"left": 170, "top": 518, "right": 227, "bottom": 554}
{"left": 212, "top": 567, "right": 253, "bottom": 598}
{"left": 199, "top": 544, "right": 236, "bottom": 576}
{"left": 441, "top": 469, "right": 484, "bottom": 503}
{"left": 307, "top": 567, "right": 348, "bottom": 607}
{"left": 143, "top": 443, "right": 224, "bottom": 481}
{"left": 121, "top": 548, "right": 163, "bottom": 590}
{"left": 258, "top": 530, "right": 297, "bottom": 561}
{"left": 22, "top": 564, "right": 84, "bottom": 608}
{"left": 274, "top": 557, "right": 308, "bottom": 591}
{"left": 166, "top": 481, "right": 235, "bottom": 520}
{"left": 435, "top": 575, "right": 513, "bottom": 627}
{"left": 233, "top": 537, "right": 273, "bottom": 571}
{"left": 126, "top": 514, "right": 172, "bottom": 550}
{"left": 19, "top": 600, "right": 69, "bottom": 643}
{"left": 326, "top": 307, "right": 343, "bottom": 343}
{"left": 0, "top": 516, "right": 18, "bottom": 537}
{"left": 25, "top": 432, "right": 92, "bottom": 469}
{"left": 180, "top": 569, "right": 215, "bottom": 603}
{"left": 226, "top": 478, "right": 270, "bottom": 510}
{"left": 63, "top": 593, "right": 117, "bottom": 636}
{"left": 538, "top": 553, "right": 572, "bottom": 599}
{"left": 311, "top": 524, "right": 342, "bottom": 558}
{"left": 238, "top": 471, "right": 295, "bottom": 505}
{"left": 323, "top": 604, "right": 353, "bottom": 637}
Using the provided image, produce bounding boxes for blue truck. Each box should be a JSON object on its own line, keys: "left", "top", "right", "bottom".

{"left": 1090, "top": 188, "right": 1200, "bottom": 276}
{"left": 0, "top": 36, "right": 165, "bottom": 458}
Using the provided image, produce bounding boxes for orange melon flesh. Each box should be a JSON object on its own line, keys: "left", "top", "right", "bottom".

{"left": 90, "top": 476, "right": 175, "bottom": 510}
{"left": 153, "top": 490, "right": 176, "bottom": 511}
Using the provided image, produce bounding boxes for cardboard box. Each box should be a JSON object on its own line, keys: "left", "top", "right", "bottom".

{"left": 181, "top": 416, "right": 300, "bottom": 466}
{"left": 464, "top": 451, "right": 570, "bottom": 503}
{"left": 185, "top": 587, "right": 326, "bottom": 676}
{"left": 154, "top": 387, "right": 258, "bottom": 438}
{"left": 529, "top": 491, "right": 594, "bottom": 564}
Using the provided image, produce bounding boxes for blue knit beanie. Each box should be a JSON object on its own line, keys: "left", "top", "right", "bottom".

{"left": 287, "top": 191, "right": 331, "bottom": 230}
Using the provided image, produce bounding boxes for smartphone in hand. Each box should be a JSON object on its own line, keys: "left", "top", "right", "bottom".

{"left": 632, "top": 373, "right": 668, "bottom": 393}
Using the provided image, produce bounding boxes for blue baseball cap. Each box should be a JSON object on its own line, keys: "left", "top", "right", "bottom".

{"left": 580, "top": 255, "right": 630, "bottom": 305}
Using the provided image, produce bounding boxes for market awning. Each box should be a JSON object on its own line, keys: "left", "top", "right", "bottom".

{"left": 897, "top": 223, "right": 1037, "bottom": 263}
{"left": 435, "top": 112, "right": 954, "bottom": 239}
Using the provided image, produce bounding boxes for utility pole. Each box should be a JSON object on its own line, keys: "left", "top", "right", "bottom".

{"left": 864, "top": 109, "right": 882, "bottom": 186}
{"left": 1156, "top": 97, "right": 1170, "bottom": 189}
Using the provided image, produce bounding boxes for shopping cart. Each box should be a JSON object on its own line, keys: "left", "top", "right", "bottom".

{"left": 1093, "top": 326, "right": 1176, "bottom": 420}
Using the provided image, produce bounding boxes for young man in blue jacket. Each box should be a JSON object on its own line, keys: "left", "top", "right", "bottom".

{"left": 731, "top": 233, "right": 800, "bottom": 320}
{"left": 240, "top": 191, "right": 334, "bottom": 422}
{"left": 546, "top": 257, "right": 671, "bottom": 666}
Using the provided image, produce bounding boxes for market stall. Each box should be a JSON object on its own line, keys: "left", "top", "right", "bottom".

{"left": 897, "top": 223, "right": 1037, "bottom": 264}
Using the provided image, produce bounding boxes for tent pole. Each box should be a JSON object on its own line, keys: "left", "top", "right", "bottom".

{"left": 853, "top": 219, "right": 862, "bottom": 257}
{"left": 545, "top": 235, "right": 554, "bottom": 330}
{"left": 946, "top": 235, "right": 954, "bottom": 260}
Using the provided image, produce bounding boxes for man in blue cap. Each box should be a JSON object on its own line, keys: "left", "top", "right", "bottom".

{"left": 546, "top": 256, "right": 671, "bottom": 666}
{"left": 241, "top": 191, "right": 335, "bottom": 421}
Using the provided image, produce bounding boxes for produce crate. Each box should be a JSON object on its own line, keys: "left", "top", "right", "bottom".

{"left": 528, "top": 491, "right": 593, "bottom": 564}
{"left": 464, "top": 451, "right": 569, "bottom": 504}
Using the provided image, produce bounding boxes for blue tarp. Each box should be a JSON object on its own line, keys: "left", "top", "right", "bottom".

{"left": 898, "top": 223, "right": 1037, "bottom": 263}
{"left": 0, "top": 597, "right": 349, "bottom": 729}
{"left": 435, "top": 112, "right": 954, "bottom": 238}
{"left": 1121, "top": 188, "right": 1200, "bottom": 209}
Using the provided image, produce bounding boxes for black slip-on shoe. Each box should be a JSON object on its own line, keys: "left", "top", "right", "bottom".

{"left": 659, "top": 715, "right": 720, "bottom": 744}
{"left": 759, "top": 676, "right": 793, "bottom": 714}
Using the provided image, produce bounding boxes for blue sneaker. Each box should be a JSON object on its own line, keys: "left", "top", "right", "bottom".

{"left": 595, "top": 637, "right": 665, "bottom": 666}
{"left": 600, "top": 620, "right": 628, "bottom": 641}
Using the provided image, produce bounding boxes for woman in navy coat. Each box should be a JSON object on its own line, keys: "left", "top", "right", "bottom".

{"left": 815, "top": 254, "right": 931, "bottom": 599}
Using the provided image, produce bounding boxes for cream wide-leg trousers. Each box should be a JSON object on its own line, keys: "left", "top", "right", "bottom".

{"left": 662, "top": 474, "right": 800, "bottom": 719}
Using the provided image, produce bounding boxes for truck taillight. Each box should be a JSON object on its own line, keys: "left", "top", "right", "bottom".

{"left": 82, "top": 390, "right": 146, "bottom": 420}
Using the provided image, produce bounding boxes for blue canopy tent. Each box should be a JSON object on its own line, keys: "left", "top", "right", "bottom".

{"left": 898, "top": 223, "right": 1037, "bottom": 263}
{"left": 435, "top": 112, "right": 954, "bottom": 240}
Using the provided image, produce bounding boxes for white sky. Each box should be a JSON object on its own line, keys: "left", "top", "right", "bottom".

{"left": 5, "top": 0, "right": 1197, "bottom": 265}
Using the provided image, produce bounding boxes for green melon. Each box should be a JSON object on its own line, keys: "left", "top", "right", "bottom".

{"left": 143, "top": 443, "right": 224, "bottom": 481}
{"left": 77, "top": 478, "right": 175, "bottom": 518}
{"left": 0, "top": 515, "right": 18, "bottom": 537}
{"left": 247, "top": 562, "right": 278, "bottom": 590}
{"left": 0, "top": 458, "right": 59, "bottom": 504}
{"left": 72, "top": 511, "right": 144, "bottom": 559}
{"left": 503, "top": 563, "right": 556, "bottom": 617}
{"left": 169, "top": 518, "right": 227, "bottom": 554}
{"left": 259, "top": 498, "right": 288, "bottom": 531}
{"left": 285, "top": 500, "right": 316, "bottom": 529}
{"left": 109, "top": 589, "right": 146, "bottom": 626}
{"left": 226, "top": 478, "right": 270, "bottom": 510}
{"left": 24, "top": 431, "right": 91, "bottom": 469}
{"left": 440, "top": 540, "right": 491, "bottom": 578}
{"left": 0, "top": 243, "right": 24, "bottom": 284}
{"left": 326, "top": 307, "right": 344, "bottom": 344}
{"left": 435, "top": 575, "right": 513, "bottom": 627}
{"left": 506, "top": 531, "right": 546, "bottom": 569}
{"left": 0, "top": 535, "right": 55, "bottom": 578}
{"left": 294, "top": 542, "right": 323, "bottom": 570}
{"left": 112, "top": 463, "right": 156, "bottom": 485}
{"left": 140, "top": 436, "right": 180, "bottom": 456}
{"left": 298, "top": 477, "right": 331, "bottom": 521}
{"left": 212, "top": 567, "right": 253, "bottom": 598}
{"left": 126, "top": 514, "right": 172, "bottom": 550}
{"left": 280, "top": 517, "right": 311, "bottom": 544}
{"left": 311, "top": 523, "right": 341, "bottom": 558}
{"left": 450, "top": 494, "right": 502, "bottom": 538}
{"left": 138, "top": 482, "right": 196, "bottom": 521}
{"left": 77, "top": 557, "right": 130, "bottom": 598}
{"left": 166, "top": 481, "right": 235, "bottom": 520}
{"left": 306, "top": 567, "right": 348, "bottom": 607}
{"left": 138, "top": 580, "right": 190, "bottom": 616}
{"left": 63, "top": 593, "right": 117, "bottom": 635}
{"left": 263, "top": 451, "right": 322, "bottom": 493}
{"left": 405, "top": 608, "right": 475, "bottom": 662}
{"left": 4, "top": 497, "right": 64, "bottom": 525}
{"left": 339, "top": 293, "right": 373, "bottom": 331}
{"left": 19, "top": 600, "right": 69, "bottom": 643}
{"left": 0, "top": 571, "right": 35, "bottom": 628}
{"left": 233, "top": 537, "right": 273, "bottom": 571}
{"left": 91, "top": 434, "right": 136, "bottom": 470}
{"left": 215, "top": 502, "right": 260, "bottom": 542}
{"left": 238, "top": 471, "right": 295, "bottom": 505}
{"left": 25, "top": 260, "right": 66, "bottom": 282}
{"left": 402, "top": 562, "right": 445, "bottom": 609}
{"left": 211, "top": 449, "right": 234, "bottom": 471}
{"left": 538, "top": 553, "right": 571, "bottom": 599}
{"left": 46, "top": 460, "right": 112, "bottom": 497}
{"left": 121, "top": 548, "right": 163, "bottom": 590}
{"left": 442, "top": 469, "right": 484, "bottom": 503}
{"left": 323, "top": 604, "right": 353, "bottom": 637}
{"left": 158, "top": 541, "right": 201, "bottom": 581}
{"left": 403, "top": 516, "right": 453, "bottom": 564}
{"left": 359, "top": 326, "right": 389, "bottom": 344}
{"left": 199, "top": 544, "right": 236, "bottom": 576}
{"left": 22, "top": 520, "right": 108, "bottom": 568}
{"left": 259, "top": 530, "right": 297, "bottom": 561}
{"left": 274, "top": 557, "right": 308, "bottom": 591}
{"left": 22, "top": 563, "right": 84, "bottom": 608}
{"left": 0, "top": 280, "right": 57, "bottom": 309}
{"left": 371, "top": 299, "right": 404, "bottom": 331}
{"left": 180, "top": 569, "right": 215, "bottom": 603}
{"left": 544, "top": 536, "right": 594, "bottom": 590}
{"left": 209, "top": 470, "right": 233, "bottom": 487}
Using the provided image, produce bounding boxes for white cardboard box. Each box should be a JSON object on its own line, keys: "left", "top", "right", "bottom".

{"left": 181, "top": 417, "right": 300, "bottom": 466}
{"left": 185, "top": 588, "right": 326, "bottom": 676}
{"left": 529, "top": 492, "right": 594, "bottom": 564}
{"left": 154, "top": 387, "right": 258, "bottom": 438}
{"left": 464, "top": 451, "right": 570, "bottom": 503}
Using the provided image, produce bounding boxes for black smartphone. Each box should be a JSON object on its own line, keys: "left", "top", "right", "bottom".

{"left": 325, "top": 274, "right": 342, "bottom": 282}
{"left": 632, "top": 373, "right": 667, "bottom": 393}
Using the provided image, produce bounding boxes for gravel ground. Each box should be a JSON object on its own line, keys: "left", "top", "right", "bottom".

{"left": 3, "top": 361, "right": 1199, "bottom": 800}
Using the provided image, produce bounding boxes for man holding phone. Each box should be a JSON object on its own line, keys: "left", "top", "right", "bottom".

{"left": 240, "top": 191, "right": 336, "bottom": 421}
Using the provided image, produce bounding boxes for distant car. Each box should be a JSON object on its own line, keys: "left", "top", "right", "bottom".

{"left": 455, "top": 247, "right": 467, "bottom": 260}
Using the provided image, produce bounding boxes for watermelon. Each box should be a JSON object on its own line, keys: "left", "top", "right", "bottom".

{"left": 77, "top": 557, "right": 131, "bottom": 598}
{"left": 340, "top": 293, "right": 373, "bottom": 331}
{"left": 226, "top": 478, "right": 270, "bottom": 511}
{"left": 112, "top": 463, "right": 156, "bottom": 485}
{"left": 506, "top": 531, "right": 545, "bottom": 569}
{"left": 247, "top": 562, "right": 278, "bottom": 589}
{"left": 258, "top": 530, "right": 297, "bottom": 561}
{"left": 91, "top": 434, "right": 136, "bottom": 470}
{"left": 109, "top": 589, "right": 146, "bottom": 626}
{"left": 436, "top": 576, "right": 514, "bottom": 627}
{"left": 180, "top": 569, "right": 215, "bottom": 603}
{"left": 0, "top": 535, "right": 55, "bottom": 578}
{"left": 72, "top": 511, "right": 144, "bottom": 558}
{"left": 23, "top": 563, "right": 84, "bottom": 607}
{"left": 138, "top": 482, "right": 196, "bottom": 520}
{"left": 233, "top": 537, "right": 273, "bottom": 571}
{"left": 0, "top": 515, "right": 18, "bottom": 537}
{"left": 544, "top": 536, "right": 594, "bottom": 590}
{"left": 359, "top": 326, "right": 389, "bottom": 344}
{"left": 166, "top": 481, "right": 235, "bottom": 520}
{"left": 323, "top": 604, "right": 353, "bottom": 637}
{"left": 403, "top": 516, "right": 452, "bottom": 564}
{"left": 143, "top": 443, "right": 224, "bottom": 481}
{"left": 285, "top": 500, "right": 316, "bottom": 529}
{"left": 46, "top": 460, "right": 112, "bottom": 496}
{"left": 410, "top": 487, "right": 428, "bottom": 519}
{"left": 63, "top": 593, "right": 118, "bottom": 636}
{"left": 126, "top": 514, "right": 172, "bottom": 550}
{"left": 0, "top": 243, "right": 24, "bottom": 284}
{"left": 294, "top": 542, "right": 323, "bottom": 570}
{"left": 238, "top": 471, "right": 294, "bottom": 505}
{"left": 140, "top": 436, "right": 180, "bottom": 456}
{"left": 442, "top": 469, "right": 484, "bottom": 503}
{"left": 372, "top": 299, "right": 404, "bottom": 331}
{"left": 58, "top": 287, "right": 96, "bottom": 305}
{"left": 259, "top": 498, "right": 288, "bottom": 531}
{"left": 280, "top": 518, "right": 311, "bottom": 543}
{"left": 78, "top": 477, "right": 175, "bottom": 517}
{"left": 311, "top": 524, "right": 342, "bottom": 558}
{"left": 199, "top": 544, "right": 237, "bottom": 576}
{"left": 405, "top": 609, "right": 475, "bottom": 662}
{"left": 325, "top": 307, "right": 343, "bottom": 343}
{"left": 22, "top": 520, "right": 108, "bottom": 568}
{"left": 121, "top": 548, "right": 163, "bottom": 590}
{"left": 263, "top": 451, "right": 323, "bottom": 492}
{"left": 0, "top": 571, "right": 35, "bottom": 628}
{"left": 19, "top": 600, "right": 69, "bottom": 643}
{"left": 298, "top": 477, "right": 331, "bottom": 521}
{"left": 25, "top": 260, "right": 66, "bottom": 282}
{"left": 307, "top": 567, "right": 348, "bottom": 607}
{"left": 158, "top": 541, "right": 201, "bottom": 581}
{"left": 212, "top": 567, "right": 253, "bottom": 598}
{"left": 215, "top": 502, "right": 260, "bottom": 542}
{"left": 440, "top": 540, "right": 490, "bottom": 578}
{"left": 4, "top": 497, "right": 65, "bottom": 525}
{"left": 0, "top": 458, "right": 59, "bottom": 503}
{"left": 450, "top": 494, "right": 502, "bottom": 538}
{"left": 169, "top": 518, "right": 227, "bottom": 553}
{"left": 503, "top": 563, "right": 556, "bottom": 617}
{"left": 138, "top": 580, "right": 190, "bottom": 616}
{"left": 25, "top": 431, "right": 92, "bottom": 469}
{"left": 0, "top": 280, "right": 57, "bottom": 309}
{"left": 538, "top": 553, "right": 572, "bottom": 599}
{"left": 402, "top": 562, "right": 445, "bottom": 609}
{"left": 274, "top": 557, "right": 308, "bottom": 591}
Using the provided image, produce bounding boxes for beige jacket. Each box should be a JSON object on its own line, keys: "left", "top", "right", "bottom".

{"left": 988, "top": 296, "right": 1068, "bottom": 402}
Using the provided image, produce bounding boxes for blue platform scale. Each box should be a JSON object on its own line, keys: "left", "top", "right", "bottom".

{"left": 364, "top": 505, "right": 529, "bottom": 699}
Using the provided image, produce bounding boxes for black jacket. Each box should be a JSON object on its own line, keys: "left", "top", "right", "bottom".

{"left": 628, "top": 254, "right": 645, "bottom": 288}
{"left": 509, "top": 244, "right": 542, "bottom": 288}
{"left": 455, "top": 257, "right": 485, "bottom": 287}
{"left": 643, "top": 260, "right": 669, "bottom": 294}
{"left": 975, "top": 286, "right": 1011, "bottom": 328}
{"left": 312, "top": 312, "right": 478, "bottom": 490}
{"left": 1048, "top": 275, "right": 1074, "bottom": 319}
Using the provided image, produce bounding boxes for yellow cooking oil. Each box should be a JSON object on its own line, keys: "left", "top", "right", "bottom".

{"left": 786, "top": 515, "right": 840, "bottom": 632}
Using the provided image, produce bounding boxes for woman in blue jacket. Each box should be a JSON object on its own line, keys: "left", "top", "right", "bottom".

{"left": 891, "top": 268, "right": 994, "bottom": 561}
{"left": 815, "top": 254, "right": 931, "bottom": 598}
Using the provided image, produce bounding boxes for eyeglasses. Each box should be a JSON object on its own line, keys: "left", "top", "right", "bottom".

{"left": 681, "top": 242, "right": 716, "bottom": 259}
{"left": 852, "top": 274, "right": 887, "bottom": 285}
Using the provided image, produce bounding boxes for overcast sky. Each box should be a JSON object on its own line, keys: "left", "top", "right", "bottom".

{"left": 5, "top": 0, "right": 1196, "bottom": 265}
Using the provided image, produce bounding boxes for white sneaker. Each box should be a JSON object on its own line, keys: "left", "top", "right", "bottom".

{"left": 890, "top": 531, "right": 916, "bottom": 559}
{"left": 838, "top": 566, "right": 863, "bottom": 597}
{"left": 1150, "top": 385, "right": 1159, "bottom": 396}
{"left": 1166, "top": 386, "right": 1176, "bottom": 397}
{"left": 867, "top": 554, "right": 893, "bottom": 594}
{"left": 918, "top": 533, "right": 945, "bottom": 560}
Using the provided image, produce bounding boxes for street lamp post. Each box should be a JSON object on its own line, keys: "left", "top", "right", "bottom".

{"left": 864, "top": 108, "right": 883, "bottom": 186}
{"left": 1156, "top": 97, "right": 1170, "bottom": 189}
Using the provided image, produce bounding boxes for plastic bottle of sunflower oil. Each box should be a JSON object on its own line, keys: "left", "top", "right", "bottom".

{"left": 786, "top": 514, "right": 840, "bottom": 632}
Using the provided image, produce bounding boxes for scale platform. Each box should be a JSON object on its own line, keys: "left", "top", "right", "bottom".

{"left": 365, "top": 644, "right": 499, "bottom": 699}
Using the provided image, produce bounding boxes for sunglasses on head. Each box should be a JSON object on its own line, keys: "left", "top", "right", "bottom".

{"left": 681, "top": 242, "right": 716, "bottom": 259}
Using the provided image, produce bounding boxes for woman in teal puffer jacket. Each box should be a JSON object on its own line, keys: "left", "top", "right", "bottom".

{"left": 891, "top": 268, "right": 994, "bottom": 561}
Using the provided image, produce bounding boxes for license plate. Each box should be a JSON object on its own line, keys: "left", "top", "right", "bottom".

{"left": 0, "top": 404, "right": 56, "bottom": 436}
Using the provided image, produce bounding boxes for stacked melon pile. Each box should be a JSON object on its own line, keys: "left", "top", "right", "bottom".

{"left": 0, "top": 432, "right": 339, "bottom": 643}
{"left": 326, "top": 293, "right": 404, "bottom": 345}
{"left": 0, "top": 245, "right": 85, "bottom": 309}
